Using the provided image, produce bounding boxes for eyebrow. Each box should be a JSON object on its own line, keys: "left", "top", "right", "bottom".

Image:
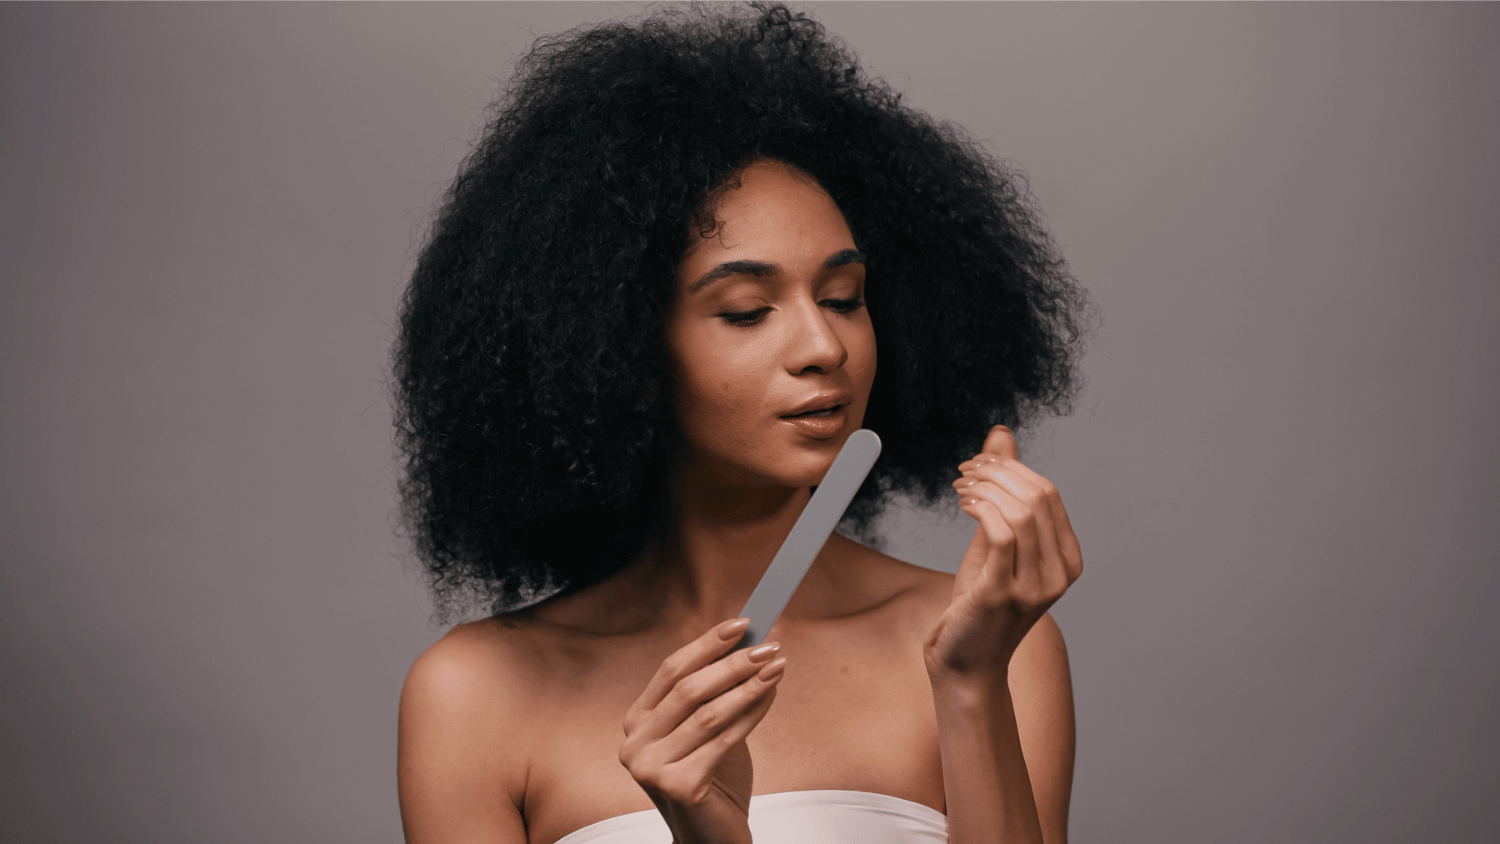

{"left": 688, "top": 249, "right": 866, "bottom": 293}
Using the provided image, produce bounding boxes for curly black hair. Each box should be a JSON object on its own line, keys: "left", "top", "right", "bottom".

{"left": 393, "top": 2, "right": 1092, "bottom": 620}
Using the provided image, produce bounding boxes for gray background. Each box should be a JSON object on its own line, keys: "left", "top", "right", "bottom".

{"left": 2, "top": 3, "right": 1497, "bottom": 842}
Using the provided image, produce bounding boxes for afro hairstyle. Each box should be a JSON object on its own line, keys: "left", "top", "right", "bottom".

{"left": 393, "top": 2, "right": 1092, "bottom": 620}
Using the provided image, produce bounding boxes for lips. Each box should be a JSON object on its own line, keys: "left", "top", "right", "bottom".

{"left": 780, "top": 392, "right": 852, "bottom": 418}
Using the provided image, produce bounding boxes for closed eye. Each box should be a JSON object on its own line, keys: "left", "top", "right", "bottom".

{"left": 823, "top": 297, "right": 866, "bottom": 315}
{"left": 719, "top": 298, "right": 863, "bottom": 327}
{"left": 718, "top": 306, "right": 772, "bottom": 326}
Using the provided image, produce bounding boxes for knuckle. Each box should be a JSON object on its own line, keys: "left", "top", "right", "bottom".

{"left": 635, "top": 750, "right": 669, "bottom": 783}
{"left": 660, "top": 653, "right": 686, "bottom": 680}
{"left": 692, "top": 702, "right": 721, "bottom": 730}
{"left": 1007, "top": 579, "right": 1038, "bottom": 605}
{"left": 987, "top": 522, "right": 1016, "bottom": 546}
{"left": 618, "top": 745, "right": 643, "bottom": 776}
{"left": 675, "top": 673, "right": 705, "bottom": 702}
{"left": 1028, "top": 583, "right": 1056, "bottom": 607}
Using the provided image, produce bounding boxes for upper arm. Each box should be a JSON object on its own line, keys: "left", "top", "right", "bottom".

{"left": 398, "top": 627, "right": 530, "bottom": 844}
{"left": 1009, "top": 613, "right": 1076, "bottom": 844}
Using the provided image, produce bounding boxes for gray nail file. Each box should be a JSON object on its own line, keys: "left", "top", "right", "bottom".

{"left": 737, "top": 428, "right": 882, "bottom": 649}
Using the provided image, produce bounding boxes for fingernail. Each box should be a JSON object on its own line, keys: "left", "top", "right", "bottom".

{"left": 748, "top": 642, "right": 780, "bottom": 662}
{"left": 721, "top": 618, "right": 749, "bottom": 639}
{"left": 758, "top": 657, "right": 787, "bottom": 680}
{"left": 954, "top": 478, "right": 977, "bottom": 489}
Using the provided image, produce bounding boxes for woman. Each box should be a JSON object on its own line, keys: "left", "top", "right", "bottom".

{"left": 395, "top": 5, "right": 1090, "bottom": 843}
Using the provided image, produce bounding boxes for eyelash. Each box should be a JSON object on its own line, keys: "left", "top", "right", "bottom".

{"left": 718, "top": 298, "right": 866, "bottom": 327}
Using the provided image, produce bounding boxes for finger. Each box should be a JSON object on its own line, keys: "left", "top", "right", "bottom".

{"left": 961, "top": 479, "right": 1043, "bottom": 600}
{"left": 632, "top": 618, "right": 747, "bottom": 718}
{"left": 671, "top": 664, "right": 782, "bottom": 782}
{"left": 994, "top": 459, "right": 1083, "bottom": 584}
{"left": 954, "top": 486, "right": 1009, "bottom": 598}
{"left": 640, "top": 641, "right": 782, "bottom": 744}
{"left": 959, "top": 463, "right": 1065, "bottom": 594}
{"left": 979, "top": 424, "right": 1019, "bottom": 461}
{"left": 657, "top": 655, "right": 786, "bottom": 764}
{"left": 958, "top": 494, "right": 1018, "bottom": 601}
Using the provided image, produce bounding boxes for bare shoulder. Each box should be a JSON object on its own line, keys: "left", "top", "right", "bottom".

{"left": 398, "top": 618, "right": 542, "bottom": 843}
{"left": 402, "top": 617, "right": 539, "bottom": 725}
{"left": 822, "top": 533, "right": 956, "bottom": 638}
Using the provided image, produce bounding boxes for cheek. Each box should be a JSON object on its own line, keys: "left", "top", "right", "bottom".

{"left": 671, "top": 332, "right": 747, "bottom": 424}
{"left": 673, "top": 339, "right": 784, "bottom": 453}
{"left": 849, "top": 325, "right": 878, "bottom": 396}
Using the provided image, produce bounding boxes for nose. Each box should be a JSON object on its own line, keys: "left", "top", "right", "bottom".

{"left": 783, "top": 298, "right": 848, "bottom": 376}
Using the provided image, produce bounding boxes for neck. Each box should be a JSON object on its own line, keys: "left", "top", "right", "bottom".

{"left": 649, "top": 453, "right": 812, "bottom": 626}
{"left": 530, "top": 449, "right": 829, "bottom": 636}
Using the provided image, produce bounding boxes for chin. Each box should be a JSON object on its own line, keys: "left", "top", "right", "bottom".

{"left": 776, "top": 432, "right": 854, "bottom": 487}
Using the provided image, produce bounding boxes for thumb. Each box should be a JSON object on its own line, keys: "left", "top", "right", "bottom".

{"left": 980, "top": 424, "right": 1018, "bottom": 461}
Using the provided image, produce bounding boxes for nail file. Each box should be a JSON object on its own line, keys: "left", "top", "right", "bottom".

{"left": 737, "top": 428, "right": 882, "bottom": 649}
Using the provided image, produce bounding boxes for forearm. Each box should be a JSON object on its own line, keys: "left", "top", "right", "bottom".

{"left": 931, "top": 674, "right": 1045, "bottom": 844}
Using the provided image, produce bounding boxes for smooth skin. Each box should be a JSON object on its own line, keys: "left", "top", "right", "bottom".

{"left": 397, "top": 160, "right": 1080, "bottom": 844}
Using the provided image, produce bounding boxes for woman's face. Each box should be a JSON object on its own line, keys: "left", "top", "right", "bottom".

{"left": 664, "top": 160, "right": 876, "bottom": 491}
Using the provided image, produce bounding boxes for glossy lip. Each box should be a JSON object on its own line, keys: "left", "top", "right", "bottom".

{"left": 779, "top": 392, "right": 853, "bottom": 418}
{"left": 779, "top": 405, "right": 848, "bottom": 439}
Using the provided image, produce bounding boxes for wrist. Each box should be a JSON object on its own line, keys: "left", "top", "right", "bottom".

{"left": 922, "top": 630, "right": 1017, "bottom": 690}
{"left": 927, "top": 666, "right": 1012, "bottom": 709}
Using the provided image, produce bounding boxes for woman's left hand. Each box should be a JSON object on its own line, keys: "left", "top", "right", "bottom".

{"left": 925, "top": 425, "right": 1083, "bottom": 685}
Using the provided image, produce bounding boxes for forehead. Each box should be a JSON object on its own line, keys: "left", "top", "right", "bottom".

{"left": 678, "top": 161, "right": 855, "bottom": 271}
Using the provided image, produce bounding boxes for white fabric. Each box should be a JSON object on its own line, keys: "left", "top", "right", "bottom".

{"left": 552, "top": 789, "right": 948, "bottom": 844}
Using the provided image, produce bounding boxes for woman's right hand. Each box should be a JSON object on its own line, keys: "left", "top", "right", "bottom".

{"left": 619, "top": 617, "right": 787, "bottom": 844}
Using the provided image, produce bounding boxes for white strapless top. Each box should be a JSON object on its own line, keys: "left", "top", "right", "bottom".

{"left": 552, "top": 790, "right": 948, "bottom": 844}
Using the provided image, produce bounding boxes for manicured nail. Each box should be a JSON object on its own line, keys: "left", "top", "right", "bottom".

{"left": 748, "top": 642, "right": 780, "bottom": 662}
{"left": 758, "top": 657, "right": 787, "bottom": 681}
{"left": 721, "top": 618, "right": 749, "bottom": 639}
